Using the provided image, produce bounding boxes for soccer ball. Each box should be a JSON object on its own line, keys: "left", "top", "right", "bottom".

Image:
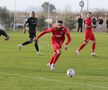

{"left": 67, "top": 69, "right": 76, "bottom": 77}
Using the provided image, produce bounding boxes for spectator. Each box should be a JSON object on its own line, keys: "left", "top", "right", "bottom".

{"left": 106, "top": 18, "right": 108, "bottom": 33}
{"left": 77, "top": 15, "right": 83, "bottom": 32}
{"left": 98, "top": 17, "right": 104, "bottom": 32}
{"left": 92, "top": 16, "right": 97, "bottom": 29}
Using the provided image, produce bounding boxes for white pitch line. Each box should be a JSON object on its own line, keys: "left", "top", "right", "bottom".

{"left": 0, "top": 72, "right": 108, "bottom": 89}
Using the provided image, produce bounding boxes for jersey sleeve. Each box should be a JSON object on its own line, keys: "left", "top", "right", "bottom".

{"left": 85, "top": 19, "right": 89, "bottom": 25}
{"left": 36, "top": 27, "right": 55, "bottom": 39}
{"left": 63, "top": 27, "right": 72, "bottom": 45}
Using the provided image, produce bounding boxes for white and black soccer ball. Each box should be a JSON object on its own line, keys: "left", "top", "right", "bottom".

{"left": 67, "top": 69, "right": 76, "bottom": 77}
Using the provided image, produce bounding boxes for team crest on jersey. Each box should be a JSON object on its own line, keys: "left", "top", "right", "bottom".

{"left": 62, "top": 28, "right": 64, "bottom": 31}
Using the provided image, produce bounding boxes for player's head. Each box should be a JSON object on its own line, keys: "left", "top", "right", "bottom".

{"left": 87, "top": 12, "right": 92, "bottom": 18}
{"left": 31, "top": 11, "right": 35, "bottom": 17}
{"left": 57, "top": 20, "right": 63, "bottom": 28}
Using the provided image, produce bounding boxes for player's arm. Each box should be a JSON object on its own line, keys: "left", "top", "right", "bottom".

{"left": 34, "top": 28, "right": 54, "bottom": 41}
{"left": 23, "top": 19, "right": 29, "bottom": 33}
{"left": 64, "top": 27, "right": 72, "bottom": 50}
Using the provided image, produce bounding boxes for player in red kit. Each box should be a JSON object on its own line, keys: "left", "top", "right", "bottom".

{"left": 34, "top": 20, "right": 72, "bottom": 70}
{"left": 76, "top": 12, "right": 96, "bottom": 56}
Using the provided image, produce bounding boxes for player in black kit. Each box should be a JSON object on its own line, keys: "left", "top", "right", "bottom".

{"left": 0, "top": 29, "right": 9, "bottom": 41}
{"left": 18, "top": 11, "right": 40, "bottom": 54}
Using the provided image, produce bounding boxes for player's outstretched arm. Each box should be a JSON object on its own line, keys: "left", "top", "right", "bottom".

{"left": 34, "top": 28, "right": 54, "bottom": 41}
{"left": 65, "top": 33, "right": 72, "bottom": 50}
{"left": 64, "top": 27, "right": 72, "bottom": 50}
{"left": 23, "top": 19, "right": 29, "bottom": 33}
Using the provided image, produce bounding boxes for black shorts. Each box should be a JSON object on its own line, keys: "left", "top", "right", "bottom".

{"left": 0, "top": 29, "right": 7, "bottom": 37}
{"left": 29, "top": 32, "right": 36, "bottom": 39}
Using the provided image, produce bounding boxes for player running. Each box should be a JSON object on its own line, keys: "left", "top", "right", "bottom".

{"left": 0, "top": 29, "right": 9, "bottom": 41}
{"left": 34, "top": 20, "right": 72, "bottom": 70}
{"left": 76, "top": 12, "right": 96, "bottom": 56}
{"left": 18, "top": 11, "right": 40, "bottom": 54}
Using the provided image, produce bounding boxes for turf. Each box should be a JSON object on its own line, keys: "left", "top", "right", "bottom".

{"left": 0, "top": 31, "right": 108, "bottom": 90}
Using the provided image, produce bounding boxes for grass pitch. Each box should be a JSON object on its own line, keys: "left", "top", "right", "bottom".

{"left": 0, "top": 31, "right": 108, "bottom": 90}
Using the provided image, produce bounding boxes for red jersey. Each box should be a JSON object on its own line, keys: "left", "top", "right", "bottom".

{"left": 37, "top": 26, "right": 71, "bottom": 46}
{"left": 85, "top": 18, "right": 93, "bottom": 34}
{"left": 84, "top": 18, "right": 95, "bottom": 41}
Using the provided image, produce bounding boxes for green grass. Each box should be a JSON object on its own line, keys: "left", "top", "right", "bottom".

{"left": 0, "top": 31, "right": 108, "bottom": 90}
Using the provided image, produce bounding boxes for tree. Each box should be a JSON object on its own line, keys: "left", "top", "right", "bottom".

{"left": 41, "top": 2, "right": 56, "bottom": 13}
{"left": 0, "top": 7, "right": 14, "bottom": 30}
{"left": 64, "top": 16, "right": 76, "bottom": 31}
{"left": 38, "top": 15, "right": 47, "bottom": 31}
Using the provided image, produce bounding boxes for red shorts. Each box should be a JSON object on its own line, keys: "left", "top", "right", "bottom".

{"left": 84, "top": 32, "right": 96, "bottom": 41}
{"left": 51, "top": 39, "right": 64, "bottom": 51}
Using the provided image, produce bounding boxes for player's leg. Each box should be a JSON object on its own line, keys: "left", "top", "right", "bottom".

{"left": 91, "top": 34, "right": 96, "bottom": 56}
{"left": 50, "top": 49, "right": 61, "bottom": 70}
{"left": 18, "top": 38, "right": 33, "bottom": 50}
{"left": 76, "top": 40, "right": 88, "bottom": 55}
{"left": 0, "top": 29, "right": 9, "bottom": 40}
{"left": 48, "top": 40, "right": 61, "bottom": 70}
{"left": 77, "top": 25, "right": 80, "bottom": 32}
{"left": 47, "top": 52, "right": 56, "bottom": 69}
{"left": 34, "top": 32, "right": 40, "bottom": 54}
{"left": 76, "top": 33, "right": 89, "bottom": 55}
{"left": 18, "top": 33, "right": 34, "bottom": 50}
{"left": 81, "top": 25, "right": 83, "bottom": 32}
{"left": 23, "top": 38, "right": 33, "bottom": 45}
{"left": 52, "top": 49, "right": 61, "bottom": 64}
{"left": 34, "top": 41, "right": 40, "bottom": 54}
{"left": 91, "top": 40, "right": 96, "bottom": 55}
{"left": 49, "top": 52, "right": 56, "bottom": 64}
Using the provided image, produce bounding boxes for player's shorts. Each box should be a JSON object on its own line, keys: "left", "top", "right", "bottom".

{"left": 51, "top": 39, "right": 64, "bottom": 51}
{"left": 0, "top": 29, "right": 7, "bottom": 37}
{"left": 29, "top": 32, "right": 36, "bottom": 39}
{"left": 84, "top": 32, "right": 96, "bottom": 42}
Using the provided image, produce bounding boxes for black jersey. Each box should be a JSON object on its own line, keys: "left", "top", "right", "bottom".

{"left": 0, "top": 29, "right": 7, "bottom": 37}
{"left": 92, "top": 18, "right": 97, "bottom": 25}
{"left": 25, "top": 17, "right": 38, "bottom": 33}
{"left": 98, "top": 19, "right": 103, "bottom": 25}
{"left": 78, "top": 18, "right": 83, "bottom": 25}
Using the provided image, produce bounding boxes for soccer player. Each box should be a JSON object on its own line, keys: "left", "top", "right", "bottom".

{"left": 0, "top": 29, "right": 9, "bottom": 41}
{"left": 18, "top": 11, "right": 40, "bottom": 54}
{"left": 76, "top": 12, "right": 96, "bottom": 56}
{"left": 34, "top": 20, "right": 72, "bottom": 70}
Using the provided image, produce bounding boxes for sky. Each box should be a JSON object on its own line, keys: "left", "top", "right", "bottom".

{"left": 0, "top": 0, "right": 108, "bottom": 12}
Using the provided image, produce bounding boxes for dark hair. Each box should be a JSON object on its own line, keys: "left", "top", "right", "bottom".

{"left": 88, "top": 12, "right": 92, "bottom": 14}
{"left": 57, "top": 20, "right": 63, "bottom": 24}
{"left": 32, "top": 11, "right": 35, "bottom": 14}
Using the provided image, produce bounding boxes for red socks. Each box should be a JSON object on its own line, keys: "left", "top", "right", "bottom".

{"left": 92, "top": 43, "right": 96, "bottom": 52}
{"left": 79, "top": 43, "right": 86, "bottom": 52}
{"left": 49, "top": 52, "right": 61, "bottom": 65}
